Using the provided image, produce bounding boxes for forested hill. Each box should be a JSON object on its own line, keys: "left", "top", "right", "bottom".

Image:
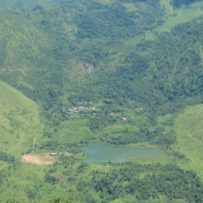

{"left": 1, "top": 0, "right": 202, "bottom": 134}
{"left": 0, "top": 0, "right": 203, "bottom": 202}
{"left": 172, "top": 0, "right": 201, "bottom": 7}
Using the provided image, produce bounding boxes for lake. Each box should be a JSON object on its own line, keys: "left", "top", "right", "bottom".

{"left": 83, "top": 141, "right": 166, "bottom": 163}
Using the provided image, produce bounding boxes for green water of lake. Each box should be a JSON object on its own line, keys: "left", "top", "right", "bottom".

{"left": 83, "top": 141, "right": 166, "bottom": 163}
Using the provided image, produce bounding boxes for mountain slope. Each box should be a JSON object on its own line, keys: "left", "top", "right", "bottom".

{"left": 174, "top": 104, "right": 203, "bottom": 178}
{"left": 0, "top": 0, "right": 202, "bottom": 152}
{"left": 0, "top": 80, "right": 43, "bottom": 155}
{"left": 0, "top": 1, "right": 203, "bottom": 202}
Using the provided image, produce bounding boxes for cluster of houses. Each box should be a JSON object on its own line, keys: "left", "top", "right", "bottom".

{"left": 49, "top": 151, "right": 73, "bottom": 157}
{"left": 67, "top": 106, "right": 97, "bottom": 114}
{"left": 61, "top": 102, "right": 98, "bottom": 118}
{"left": 109, "top": 112, "right": 128, "bottom": 121}
{"left": 61, "top": 102, "right": 130, "bottom": 122}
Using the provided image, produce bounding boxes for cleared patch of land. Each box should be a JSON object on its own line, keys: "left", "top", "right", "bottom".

{"left": 22, "top": 154, "right": 54, "bottom": 166}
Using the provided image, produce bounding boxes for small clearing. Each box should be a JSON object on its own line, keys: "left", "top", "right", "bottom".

{"left": 22, "top": 153, "right": 54, "bottom": 166}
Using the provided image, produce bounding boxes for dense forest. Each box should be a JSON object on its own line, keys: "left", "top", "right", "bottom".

{"left": 0, "top": 0, "right": 202, "bottom": 202}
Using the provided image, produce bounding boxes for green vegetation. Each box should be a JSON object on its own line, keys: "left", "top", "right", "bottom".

{"left": 0, "top": 0, "right": 203, "bottom": 202}
{"left": 0, "top": 80, "right": 43, "bottom": 155}
{"left": 77, "top": 163, "right": 203, "bottom": 202}
{"left": 174, "top": 104, "right": 203, "bottom": 178}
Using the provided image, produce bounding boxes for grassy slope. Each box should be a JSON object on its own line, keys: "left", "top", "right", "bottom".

{"left": 157, "top": 1, "right": 203, "bottom": 33}
{"left": 0, "top": 80, "right": 47, "bottom": 202}
{"left": 124, "top": 0, "right": 203, "bottom": 47}
{"left": 174, "top": 104, "right": 203, "bottom": 178}
{"left": 0, "top": 80, "right": 43, "bottom": 155}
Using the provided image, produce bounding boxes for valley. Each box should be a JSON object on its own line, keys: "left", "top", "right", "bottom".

{"left": 0, "top": 0, "right": 203, "bottom": 202}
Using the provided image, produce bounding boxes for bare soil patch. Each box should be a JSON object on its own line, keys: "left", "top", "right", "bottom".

{"left": 22, "top": 153, "right": 54, "bottom": 166}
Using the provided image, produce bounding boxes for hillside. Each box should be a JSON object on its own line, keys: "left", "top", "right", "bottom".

{"left": 0, "top": 0, "right": 203, "bottom": 202}
{"left": 0, "top": 0, "right": 202, "bottom": 147}
{"left": 174, "top": 104, "right": 203, "bottom": 178}
{"left": 0, "top": 80, "right": 43, "bottom": 155}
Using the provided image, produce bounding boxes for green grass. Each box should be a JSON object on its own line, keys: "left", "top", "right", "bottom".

{"left": 174, "top": 104, "right": 203, "bottom": 178}
{"left": 56, "top": 118, "right": 93, "bottom": 145}
{"left": 0, "top": 80, "right": 43, "bottom": 155}
{"left": 127, "top": 153, "right": 169, "bottom": 164}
